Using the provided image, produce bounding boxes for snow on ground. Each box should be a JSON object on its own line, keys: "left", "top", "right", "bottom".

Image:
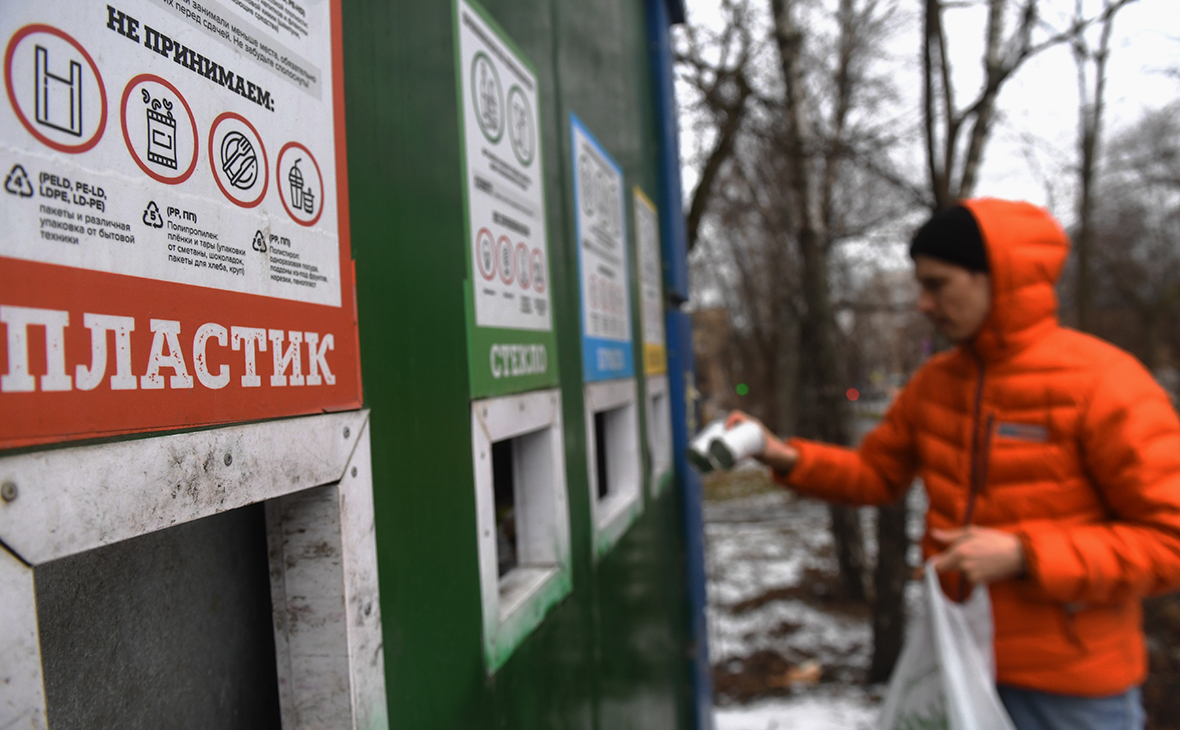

{"left": 713, "top": 688, "right": 878, "bottom": 730}
{"left": 704, "top": 463, "right": 927, "bottom": 730}
{"left": 705, "top": 490, "right": 871, "bottom": 672}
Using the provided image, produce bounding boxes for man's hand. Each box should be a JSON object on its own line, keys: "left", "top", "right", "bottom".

{"left": 724, "top": 410, "right": 799, "bottom": 474}
{"left": 931, "top": 526, "right": 1025, "bottom": 584}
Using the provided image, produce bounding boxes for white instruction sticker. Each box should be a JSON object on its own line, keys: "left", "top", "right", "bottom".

{"left": 573, "top": 120, "right": 629, "bottom": 344}
{"left": 457, "top": 0, "right": 551, "bottom": 332}
{"left": 1, "top": 0, "right": 342, "bottom": 306}
{"left": 635, "top": 188, "right": 663, "bottom": 349}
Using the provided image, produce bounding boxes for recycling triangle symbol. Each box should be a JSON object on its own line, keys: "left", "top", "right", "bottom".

{"left": 5, "top": 164, "right": 34, "bottom": 198}
{"left": 143, "top": 201, "right": 164, "bottom": 228}
{"left": 252, "top": 230, "right": 267, "bottom": 253}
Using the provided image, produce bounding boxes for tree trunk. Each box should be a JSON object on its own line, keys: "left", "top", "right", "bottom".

{"left": 1075, "top": 118, "right": 1096, "bottom": 332}
{"left": 870, "top": 497, "right": 910, "bottom": 681}
{"left": 1074, "top": 0, "right": 1117, "bottom": 333}
{"left": 773, "top": 296, "right": 799, "bottom": 439}
{"left": 829, "top": 505, "right": 868, "bottom": 602}
{"left": 796, "top": 284, "right": 866, "bottom": 602}
{"left": 955, "top": 0, "right": 1008, "bottom": 199}
{"left": 686, "top": 73, "right": 752, "bottom": 252}
{"left": 772, "top": 0, "right": 867, "bottom": 604}
{"left": 799, "top": 254, "right": 867, "bottom": 602}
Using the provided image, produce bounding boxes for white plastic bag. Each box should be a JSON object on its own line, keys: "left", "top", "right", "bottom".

{"left": 876, "top": 563, "right": 1017, "bottom": 730}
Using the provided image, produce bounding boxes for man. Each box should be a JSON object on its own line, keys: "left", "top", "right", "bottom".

{"left": 729, "top": 199, "right": 1180, "bottom": 729}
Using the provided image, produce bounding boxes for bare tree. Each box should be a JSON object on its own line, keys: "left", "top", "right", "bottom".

{"left": 891, "top": 0, "right": 1123, "bottom": 682}
{"left": 1072, "top": 0, "right": 1137, "bottom": 332}
{"left": 683, "top": 0, "right": 1178, "bottom": 696}
{"left": 689, "top": 131, "right": 804, "bottom": 431}
{"left": 682, "top": 0, "right": 924, "bottom": 682}
{"left": 1084, "top": 103, "right": 1180, "bottom": 729}
{"left": 683, "top": 0, "right": 914, "bottom": 437}
{"left": 1090, "top": 105, "right": 1180, "bottom": 370}
{"left": 921, "top": 0, "right": 1128, "bottom": 208}
{"left": 769, "top": 0, "right": 921, "bottom": 608}
{"left": 677, "top": 0, "right": 760, "bottom": 252}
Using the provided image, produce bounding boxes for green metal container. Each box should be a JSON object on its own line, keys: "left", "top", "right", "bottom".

{"left": 343, "top": 0, "right": 697, "bottom": 726}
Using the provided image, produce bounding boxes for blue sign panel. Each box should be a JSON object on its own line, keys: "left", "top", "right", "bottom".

{"left": 570, "top": 114, "right": 635, "bottom": 382}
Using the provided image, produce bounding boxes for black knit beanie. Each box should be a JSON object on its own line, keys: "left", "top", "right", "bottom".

{"left": 909, "top": 205, "right": 989, "bottom": 274}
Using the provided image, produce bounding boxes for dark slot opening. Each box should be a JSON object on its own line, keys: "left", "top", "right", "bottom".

{"left": 35, "top": 502, "right": 281, "bottom": 730}
{"left": 595, "top": 410, "right": 610, "bottom": 500}
{"left": 491, "top": 438, "right": 518, "bottom": 577}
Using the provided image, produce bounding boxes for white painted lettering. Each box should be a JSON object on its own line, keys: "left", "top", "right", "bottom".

{"left": 194, "top": 323, "right": 230, "bottom": 389}
{"left": 231, "top": 326, "right": 268, "bottom": 387}
{"left": 489, "top": 343, "right": 547, "bottom": 379}
{"left": 269, "top": 329, "right": 304, "bottom": 386}
{"left": 0, "top": 305, "right": 71, "bottom": 392}
{"left": 490, "top": 347, "right": 503, "bottom": 379}
{"left": 304, "top": 332, "right": 335, "bottom": 386}
{"left": 0, "top": 312, "right": 335, "bottom": 394}
{"left": 597, "top": 347, "right": 624, "bottom": 372}
{"left": 140, "top": 319, "right": 194, "bottom": 389}
{"left": 76, "top": 313, "right": 137, "bottom": 391}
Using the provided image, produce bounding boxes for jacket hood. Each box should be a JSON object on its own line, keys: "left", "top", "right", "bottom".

{"left": 960, "top": 198, "right": 1070, "bottom": 361}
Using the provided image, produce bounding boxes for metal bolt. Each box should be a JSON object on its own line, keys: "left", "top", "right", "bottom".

{"left": 1, "top": 481, "right": 16, "bottom": 502}
{"left": 351, "top": 466, "right": 358, "bottom": 478}
{"left": 343, "top": 426, "right": 351, "bottom": 439}
{"left": 224, "top": 453, "right": 233, "bottom": 466}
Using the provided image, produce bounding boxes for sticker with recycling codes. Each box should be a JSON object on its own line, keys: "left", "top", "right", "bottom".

{"left": 0, "top": 0, "right": 362, "bottom": 449}
{"left": 2, "top": 0, "right": 344, "bottom": 308}
{"left": 455, "top": 0, "right": 558, "bottom": 397}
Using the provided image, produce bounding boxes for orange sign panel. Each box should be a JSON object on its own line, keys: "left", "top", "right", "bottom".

{"left": 1, "top": 0, "right": 360, "bottom": 448}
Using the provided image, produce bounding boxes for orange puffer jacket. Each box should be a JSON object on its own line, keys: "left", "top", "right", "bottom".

{"left": 780, "top": 198, "right": 1180, "bottom": 696}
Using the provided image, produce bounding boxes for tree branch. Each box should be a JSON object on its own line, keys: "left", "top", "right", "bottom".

{"left": 686, "top": 69, "right": 753, "bottom": 251}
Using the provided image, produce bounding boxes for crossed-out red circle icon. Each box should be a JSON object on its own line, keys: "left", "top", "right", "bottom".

{"left": 497, "top": 235, "right": 514, "bottom": 285}
{"left": 516, "top": 243, "right": 531, "bottom": 290}
{"left": 531, "top": 248, "right": 546, "bottom": 293}
{"left": 209, "top": 111, "right": 268, "bottom": 208}
{"left": 120, "top": 74, "right": 198, "bottom": 185}
{"left": 476, "top": 228, "right": 496, "bottom": 280}
{"left": 5, "top": 24, "right": 107, "bottom": 154}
